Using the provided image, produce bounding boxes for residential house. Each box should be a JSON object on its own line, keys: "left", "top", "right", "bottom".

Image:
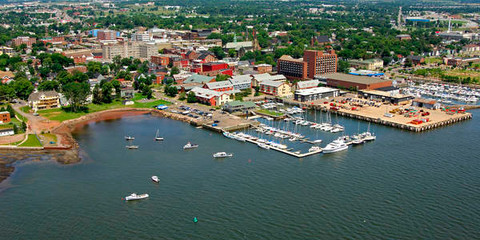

{"left": 190, "top": 87, "right": 232, "bottom": 106}
{"left": 120, "top": 87, "right": 135, "bottom": 99}
{"left": 253, "top": 64, "right": 272, "bottom": 74}
{"left": 0, "top": 70, "right": 14, "bottom": 84}
{"left": 407, "top": 55, "right": 425, "bottom": 65}
{"left": 259, "top": 80, "right": 292, "bottom": 97}
{"left": 28, "top": 90, "right": 60, "bottom": 111}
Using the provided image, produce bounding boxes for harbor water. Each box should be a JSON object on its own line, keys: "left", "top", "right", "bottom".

{"left": 1, "top": 110, "right": 479, "bottom": 239}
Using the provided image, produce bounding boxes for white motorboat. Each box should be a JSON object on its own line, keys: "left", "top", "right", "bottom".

{"left": 125, "top": 136, "right": 135, "bottom": 141}
{"left": 151, "top": 176, "right": 159, "bottom": 183}
{"left": 183, "top": 142, "right": 199, "bottom": 149}
{"left": 362, "top": 132, "right": 376, "bottom": 141}
{"left": 258, "top": 143, "right": 270, "bottom": 150}
{"left": 125, "top": 193, "right": 149, "bottom": 201}
{"left": 323, "top": 140, "right": 348, "bottom": 153}
{"left": 213, "top": 152, "right": 233, "bottom": 158}
{"left": 309, "top": 146, "right": 321, "bottom": 152}
{"left": 126, "top": 145, "right": 139, "bottom": 149}
{"left": 351, "top": 135, "right": 364, "bottom": 145}
{"left": 312, "top": 139, "right": 323, "bottom": 144}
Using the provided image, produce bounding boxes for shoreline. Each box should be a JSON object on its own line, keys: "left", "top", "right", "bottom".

{"left": 0, "top": 108, "right": 160, "bottom": 184}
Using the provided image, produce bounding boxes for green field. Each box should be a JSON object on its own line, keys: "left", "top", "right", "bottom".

{"left": 38, "top": 99, "right": 172, "bottom": 121}
{"left": 256, "top": 109, "right": 284, "bottom": 117}
{"left": 19, "top": 134, "right": 42, "bottom": 147}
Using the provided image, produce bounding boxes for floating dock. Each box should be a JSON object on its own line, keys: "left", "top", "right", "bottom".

{"left": 242, "top": 136, "right": 323, "bottom": 158}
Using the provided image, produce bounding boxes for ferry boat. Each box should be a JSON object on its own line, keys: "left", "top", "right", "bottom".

{"left": 323, "top": 140, "right": 348, "bottom": 154}
{"left": 213, "top": 152, "right": 233, "bottom": 158}
{"left": 151, "top": 176, "right": 159, "bottom": 183}
{"left": 183, "top": 142, "right": 199, "bottom": 149}
{"left": 125, "top": 193, "right": 149, "bottom": 201}
{"left": 126, "top": 145, "right": 139, "bottom": 149}
{"left": 125, "top": 136, "right": 135, "bottom": 141}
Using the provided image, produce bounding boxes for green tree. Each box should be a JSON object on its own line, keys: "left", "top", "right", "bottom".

{"left": 170, "top": 66, "right": 180, "bottom": 77}
{"left": 92, "top": 85, "right": 102, "bottom": 104}
{"left": 38, "top": 80, "right": 60, "bottom": 91}
{"left": 101, "top": 82, "right": 114, "bottom": 103}
{"left": 209, "top": 46, "right": 226, "bottom": 60}
{"left": 7, "top": 104, "right": 15, "bottom": 118}
{"left": 13, "top": 78, "right": 34, "bottom": 100}
{"left": 62, "top": 82, "right": 90, "bottom": 112}
{"left": 141, "top": 84, "right": 153, "bottom": 99}
{"left": 187, "top": 91, "right": 197, "bottom": 103}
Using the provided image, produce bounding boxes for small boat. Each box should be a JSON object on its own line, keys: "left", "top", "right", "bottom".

{"left": 309, "top": 146, "right": 321, "bottom": 152}
{"left": 126, "top": 145, "right": 139, "bottom": 149}
{"left": 312, "top": 139, "right": 323, "bottom": 144}
{"left": 183, "top": 142, "right": 199, "bottom": 150}
{"left": 213, "top": 152, "right": 233, "bottom": 158}
{"left": 151, "top": 176, "right": 159, "bottom": 183}
{"left": 125, "top": 193, "right": 149, "bottom": 201}
{"left": 323, "top": 140, "right": 348, "bottom": 154}
{"left": 154, "top": 129, "right": 164, "bottom": 141}
{"left": 258, "top": 143, "right": 270, "bottom": 150}
{"left": 125, "top": 136, "right": 135, "bottom": 141}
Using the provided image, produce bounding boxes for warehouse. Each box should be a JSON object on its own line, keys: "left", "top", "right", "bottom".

{"left": 294, "top": 87, "right": 340, "bottom": 102}
{"left": 323, "top": 73, "right": 392, "bottom": 90}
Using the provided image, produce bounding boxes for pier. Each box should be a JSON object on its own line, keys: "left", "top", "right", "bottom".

{"left": 267, "top": 96, "right": 474, "bottom": 132}
{"left": 242, "top": 137, "right": 323, "bottom": 158}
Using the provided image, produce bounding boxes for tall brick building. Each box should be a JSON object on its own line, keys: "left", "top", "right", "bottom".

{"left": 277, "top": 55, "right": 308, "bottom": 80}
{"left": 277, "top": 50, "right": 337, "bottom": 80}
{"left": 303, "top": 50, "right": 337, "bottom": 78}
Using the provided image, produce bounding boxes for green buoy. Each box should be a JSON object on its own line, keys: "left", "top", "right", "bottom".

{"left": 193, "top": 217, "right": 198, "bottom": 223}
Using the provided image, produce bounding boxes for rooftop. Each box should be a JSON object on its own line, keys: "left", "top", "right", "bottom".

{"left": 295, "top": 87, "right": 339, "bottom": 96}
{"left": 323, "top": 73, "right": 390, "bottom": 85}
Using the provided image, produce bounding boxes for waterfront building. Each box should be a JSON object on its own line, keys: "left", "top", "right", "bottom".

{"left": 359, "top": 89, "right": 414, "bottom": 104}
{"left": 323, "top": 73, "right": 392, "bottom": 90}
{"left": 412, "top": 98, "right": 441, "bottom": 110}
{"left": 222, "top": 101, "right": 257, "bottom": 113}
{"left": 190, "top": 87, "right": 232, "bottom": 106}
{"left": 293, "top": 79, "right": 320, "bottom": 91}
{"left": 294, "top": 87, "right": 340, "bottom": 102}
{"left": 251, "top": 73, "right": 287, "bottom": 87}
{"left": 259, "top": 80, "right": 292, "bottom": 97}
{"left": 28, "top": 91, "right": 60, "bottom": 111}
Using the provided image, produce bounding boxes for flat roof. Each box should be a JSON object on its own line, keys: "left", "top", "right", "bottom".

{"left": 360, "top": 90, "right": 412, "bottom": 99}
{"left": 323, "top": 73, "right": 391, "bottom": 85}
{"left": 295, "top": 87, "right": 339, "bottom": 96}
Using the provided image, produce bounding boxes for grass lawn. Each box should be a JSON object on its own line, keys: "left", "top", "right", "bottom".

{"left": 425, "top": 57, "right": 443, "bottom": 64}
{"left": 20, "top": 106, "right": 31, "bottom": 113}
{"left": 38, "top": 99, "right": 172, "bottom": 121}
{"left": 19, "top": 134, "right": 42, "bottom": 147}
{"left": 41, "top": 133, "right": 58, "bottom": 144}
{"left": 256, "top": 109, "right": 284, "bottom": 117}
